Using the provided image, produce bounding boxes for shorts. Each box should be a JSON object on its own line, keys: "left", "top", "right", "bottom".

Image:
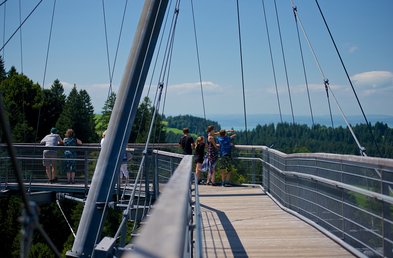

{"left": 120, "top": 163, "right": 129, "bottom": 178}
{"left": 195, "top": 155, "right": 204, "bottom": 164}
{"left": 43, "top": 150, "right": 57, "bottom": 166}
{"left": 218, "top": 155, "right": 233, "bottom": 173}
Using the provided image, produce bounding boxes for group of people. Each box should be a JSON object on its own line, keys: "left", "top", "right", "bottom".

{"left": 179, "top": 126, "right": 236, "bottom": 187}
{"left": 41, "top": 125, "right": 233, "bottom": 185}
{"left": 40, "top": 128, "right": 131, "bottom": 184}
{"left": 40, "top": 127, "right": 82, "bottom": 184}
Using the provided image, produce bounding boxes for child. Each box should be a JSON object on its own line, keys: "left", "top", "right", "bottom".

{"left": 194, "top": 136, "right": 206, "bottom": 184}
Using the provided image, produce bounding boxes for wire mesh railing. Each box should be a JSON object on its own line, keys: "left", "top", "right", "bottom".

{"left": 260, "top": 147, "right": 393, "bottom": 258}
{"left": 2, "top": 143, "right": 393, "bottom": 257}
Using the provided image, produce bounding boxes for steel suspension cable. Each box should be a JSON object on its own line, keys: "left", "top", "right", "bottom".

{"left": 1, "top": 1, "right": 5, "bottom": 57}
{"left": 101, "top": 0, "right": 113, "bottom": 96}
{"left": 18, "top": 0, "right": 27, "bottom": 140}
{"left": 190, "top": 0, "right": 207, "bottom": 124}
{"left": 290, "top": 0, "right": 368, "bottom": 155}
{"left": 153, "top": 0, "right": 179, "bottom": 145}
{"left": 261, "top": 0, "right": 282, "bottom": 123}
{"left": 109, "top": 0, "right": 129, "bottom": 99}
{"left": 0, "top": 0, "right": 43, "bottom": 53}
{"left": 18, "top": 0, "right": 23, "bottom": 73}
{"left": 33, "top": 0, "right": 56, "bottom": 144}
{"left": 56, "top": 200, "right": 76, "bottom": 238}
{"left": 157, "top": 16, "right": 178, "bottom": 142}
{"left": 291, "top": 3, "right": 314, "bottom": 126}
{"left": 273, "top": 0, "right": 295, "bottom": 124}
{"left": 0, "top": 0, "right": 8, "bottom": 7}
{"left": 235, "top": 0, "right": 249, "bottom": 144}
{"left": 145, "top": 0, "right": 173, "bottom": 98}
{"left": 327, "top": 83, "right": 366, "bottom": 156}
{"left": 288, "top": 1, "right": 333, "bottom": 127}
{"left": 315, "top": 0, "right": 382, "bottom": 157}
{"left": 135, "top": 0, "right": 175, "bottom": 141}
{"left": 324, "top": 79, "right": 334, "bottom": 127}
{"left": 117, "top": 1, "right": 180, "bottom": 242}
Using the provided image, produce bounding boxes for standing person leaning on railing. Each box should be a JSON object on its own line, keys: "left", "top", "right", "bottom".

{"left": 40, "top": 127, "right": 63, "bottom": 183}
{"left": 206, "top": 125, "right": 219, "bottom": 186}
{"left": 64, "top": 128, "right": 82, "bottom": 184}
{"left": 217, "top": 129, "right": 236, "bottom": 187}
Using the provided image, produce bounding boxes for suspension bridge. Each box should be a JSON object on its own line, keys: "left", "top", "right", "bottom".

{"left": 1, "top": 0, "right": 393, "bottom": 257}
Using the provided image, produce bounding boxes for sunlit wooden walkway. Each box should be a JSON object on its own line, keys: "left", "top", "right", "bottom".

{"left": 198, "top": 185, "right": 355, "bottom": 258}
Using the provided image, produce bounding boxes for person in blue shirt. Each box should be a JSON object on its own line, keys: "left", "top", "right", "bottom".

{"left": 217, "top": 129, "right": 236, "bottom": 187}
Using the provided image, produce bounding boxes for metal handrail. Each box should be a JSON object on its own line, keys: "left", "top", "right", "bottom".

{"left": 123, "top": 155, "right": 195, "bottom": 257}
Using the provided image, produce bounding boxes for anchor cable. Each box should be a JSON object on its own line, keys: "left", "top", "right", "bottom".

{"left": 101, "top": 0, "right": 113, "bottom": 96}
{"left": 33, "top": 0, "right": 56, "bottom": 145}
{"left": 273, "top": 0, "right": 295, "bottom": 124}
{"left": 261, "top": 0, "right": 283, "bottom": 123}
{"left": 0, "top": 0, "right": 44, "bottom": 53}
{"left": 190, "top": 0, "right": 207, "bottom": 125}
{"left": 235, "top": 0, "right": 249, "bottom": 143}
{"left": 291, "top": 3, "right": 314, "bottom": 125}
{"left": 315, "top": 0, "right": 382, "bottom": 157}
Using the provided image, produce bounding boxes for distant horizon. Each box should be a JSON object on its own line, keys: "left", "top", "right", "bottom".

{"left": 163, "top": 113, "right": 393, "bottom": 131}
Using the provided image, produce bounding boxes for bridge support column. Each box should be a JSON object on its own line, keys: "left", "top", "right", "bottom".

{"left": 66, "top": 1, "right": 169, "bottom": 257}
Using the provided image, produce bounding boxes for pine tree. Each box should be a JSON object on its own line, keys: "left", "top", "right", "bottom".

{"left": 38, "top": 79, "right": 66, "bottom": 140}
{"left": 96, "top": 92, "right": 116, "bottom": 135}
{"left": 0, "top": 55, "right": 6, "bottom": 82}
{"left": 0, "top": 66, "right": 42, "bottom": 142}
{"left": 129, "top": 96, "right": 166, "bottom": 143}
{"left": 56, "top": 86, "right": 98, "bottom": 143}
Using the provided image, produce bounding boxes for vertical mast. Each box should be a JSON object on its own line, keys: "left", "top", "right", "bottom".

{"left": 67, "top": 0, "right": 169, "bottom": 257}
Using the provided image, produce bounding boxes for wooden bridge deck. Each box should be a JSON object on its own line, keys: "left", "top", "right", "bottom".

{"left": 198, "top": 185, "right": 355, "bottom": 258}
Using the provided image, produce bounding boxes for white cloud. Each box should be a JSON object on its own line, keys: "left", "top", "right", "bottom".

{"left": 167, "top": 81, "right": 224, "bottom": 95}
{"left": 349, "top": 45, "right": 359, "bottom": 54}
{"left": 351, "top": 71, "right": 393, "bottom": 96}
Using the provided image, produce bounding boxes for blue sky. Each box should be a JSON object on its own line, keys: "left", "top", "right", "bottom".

{"left": 2, "top": 0, "right": 393, "bottom": 126}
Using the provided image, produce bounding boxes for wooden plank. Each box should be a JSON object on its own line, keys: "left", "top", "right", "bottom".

{"left": 198, "top": 185, "right": 355, "bottom": 258}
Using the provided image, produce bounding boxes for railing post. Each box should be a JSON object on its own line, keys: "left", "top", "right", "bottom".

{"left": 252, "top": 148, "right": 256, "bottom": 184}
{"left": 382, "top": 169, "right": 392, "bottom": 257}
{"left": 144, "top": 151, "right": 150, "bottom": 203}
{"left": 153, "top": 152, "right": 159, "bottom": 199}
{"left": 83, "top": 150, "right": 88, "bottom": 195}
{"left": 266, "top": 148, "right": 270, "bottom": 193}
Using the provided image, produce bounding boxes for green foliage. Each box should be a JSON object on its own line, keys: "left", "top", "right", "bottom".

{"left": 164, "top": 114, "right": 219, "bottom": 143}
{"left": 56, "top": 86, "right": 98, "bottom": 142}
{"left": 0, "top": 197, "right": 22, "bottom": 258}
{"left": 0, "top": 67, "right": 43, "bottom": 142}
{"left": 29, "top": 243, "right": 55, "bottom": 258}
{"left": 166, "top": 114, "right": 220, "bottom": 136}
{"left": 129, "top": 96, "right": 166, "bottom": 143}
{"left": 38, "top": 79, "right": 66, "bottom": 140}
{"left": 0, "top": 55, "right": 6, "bottom": 82}
{"left": 235, "top": 122, "right": 393, "bottom": 158}
{"left": 96, "top": 91, "right": 116, "bottom": 136}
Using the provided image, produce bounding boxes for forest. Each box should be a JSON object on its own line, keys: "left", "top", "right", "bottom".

{"left": 164, "top": 114, "right": 393, "bottom": 159}
{"left": 1, "top": 55, "right": 393, "bottom": 256}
